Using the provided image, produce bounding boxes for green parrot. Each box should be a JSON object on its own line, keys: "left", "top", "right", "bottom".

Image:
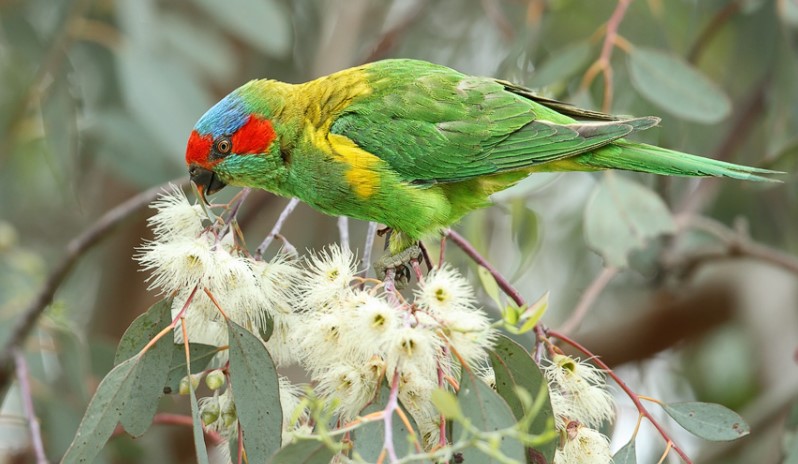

{"left": 185, "top": 58, "right": 778, "bottom": 277}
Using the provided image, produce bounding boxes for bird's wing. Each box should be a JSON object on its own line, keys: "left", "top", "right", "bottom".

{"left": 328, "top": 59, "right": 654, "bottom": 184}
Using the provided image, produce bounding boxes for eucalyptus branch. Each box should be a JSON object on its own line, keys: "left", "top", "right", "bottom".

{"left": 255, "top": 197, "right": 300, "bottom": 259}
{"left": 13, "top": 349, "right": 48, "bottom": 464}
{"left": 580, "top": 0, "right": 634, "bottom": 112}
{"left": 0, "top": 178, "right": 187, "bottom": 394}
{"left": 672, "top": 214, "right": 798, "bottom": 277}
{"left": 549, "top": 329, "right": 693, "bottom": 464}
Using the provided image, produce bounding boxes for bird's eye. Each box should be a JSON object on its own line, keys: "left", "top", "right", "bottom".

{"left": 216, "top": 138, "right": 232, "bottom": 155}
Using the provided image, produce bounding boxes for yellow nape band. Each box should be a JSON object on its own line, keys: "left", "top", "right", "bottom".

{"left": 328, "top": 133, "right": 381, "bottom": 199}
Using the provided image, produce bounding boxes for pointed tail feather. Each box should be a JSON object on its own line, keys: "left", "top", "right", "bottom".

{"left": 586, "top": 141, "right": 783, "bottom": 182}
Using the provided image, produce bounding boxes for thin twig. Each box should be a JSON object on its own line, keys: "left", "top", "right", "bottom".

{"left": 549, "top": 330, "right": 692, "bottom": 464}
{"left": 338, "top": 216, "right": 350, "bottom": 252}
{"left": 13, "top": 349, "right": 48, "bottom": 464}
{"left": 255, "top": 197, "right": 300, "bottom": 259}
{"left": 0, "top": 178, "right": 187, "bottom": 394}
{"left": 446, "top": 230, "right": 524, "bottom": 307}
{"left": 360, "top": 221, "right": 379, "bottom": 277}
{"left": 687, "top": 1, "right": 741, "bottom": 64}
{"left": 382, "top": 370, "right": 401, "bottom": 463}
{"left": 557, "top": 267, "right": 619, "bottom": 336}
{"left": 673, "top": 215, "right": 798, "bottom": 277}
{"left": 362, "top": 0, "right": 429, "bottom": 63}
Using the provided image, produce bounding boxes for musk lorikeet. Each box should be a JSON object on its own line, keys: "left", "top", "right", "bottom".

{"left": 185, "top": 58, "right": 778, "bottom": 277}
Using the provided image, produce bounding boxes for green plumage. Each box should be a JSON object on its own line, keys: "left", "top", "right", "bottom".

{"left": 189, "top": 59, "right": 780, "bottom": 254}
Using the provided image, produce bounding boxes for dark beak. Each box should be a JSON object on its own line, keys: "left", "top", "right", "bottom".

{"left": 189, "top": 165, "right": 226, "bottom": 204}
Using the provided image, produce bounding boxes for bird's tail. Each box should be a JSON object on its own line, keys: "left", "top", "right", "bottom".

{"left": 586, "top": 141, "right": 782, "bottom": 182}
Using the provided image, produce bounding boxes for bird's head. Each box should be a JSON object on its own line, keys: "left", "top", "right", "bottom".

{"left": 185, "top": 82, "right": 288, "bottom": 203}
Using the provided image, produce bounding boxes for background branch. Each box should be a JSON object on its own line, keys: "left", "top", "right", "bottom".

{"left": 0, "top": 179, "right": 186, "bottom": 394}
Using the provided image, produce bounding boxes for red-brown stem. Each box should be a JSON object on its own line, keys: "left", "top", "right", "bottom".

{"left": 446, "top": 230, "right": 550, "bottom": 351}
{"left": 557, "top": 267, "right": 619, "bottom": 336}
{"left": 446, "top": 230, "right": 524, "bottom": 307}
{"left": 111, "top": 413, "right": 223, "bottom": 444}
{"left": 549, "top": 329, "right": 692, "bottom": 464}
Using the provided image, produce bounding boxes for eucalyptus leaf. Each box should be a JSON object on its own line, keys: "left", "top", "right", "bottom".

{"left": 489, "top": 335, "right": 556, "bottom": 463}
{"left": 510, "top": 200, "right": 541, "bottom": 281}
{"left": 478, "top": 265, "right": 503, "bottom": 308}
{"left": 584, "top": 173, "right": 676, "bottom": 268}
{"left": 186, "top": 343, "right": 210, "bottom": 464}
{"left": 529, "top": 41, "right": 593, "bottom": 88}
{"left": 114, "top": 299, "right": 172, "bottom": 365}
{"left": 119, "top": 309, "right": 173, "bottom": 437}
{"left": 454, "top": 367, "right": 526, "bottom": 463}
{"left": 628, "top": 47, "right": 731, "bottom": 124}
{"left": 662, "top": 402, "right": 750, "bottom": 441}
{"left": 61, "top": 358, "right": 138, "bottom": 463}
{"left": 431, "top": 388, "right": 463, "bottom": 421}
{"left": 612, "top": 440, "right": 636, "bottom": 464}
{"left": 268, "top": 440, "right": 336, "bottom": 464}
{"left": 227, "top": 319, "right": 283, "bottom": 463}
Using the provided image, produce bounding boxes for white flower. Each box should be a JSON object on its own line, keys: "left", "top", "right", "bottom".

{"left": 385, "top": 326, "right": 443, "bottom": 378}
{"left": 347, "top": 291, "right": 401, "bottom": 358}
{"left": 299, "top": 245, "right": 358, "bottom": 311}
{"left": 315, "top": 359, "right": 383, "bottom": 420}
{"left": 414, "top": 264, "right": 476, "bottom": 316}
{"left": 147, "top": 184, "right": 207, "bottom": 240}
{"left": 438, "top": 306, "right": 496, "bottom": 367}
{"left": 137, "top": 234, "right": 216, "bottom": 295}
{"left": 545, "top": 355, "right": 615, "bottom": 429}
{"left": 553, "top": 422, "right": 612, "bottom": 464}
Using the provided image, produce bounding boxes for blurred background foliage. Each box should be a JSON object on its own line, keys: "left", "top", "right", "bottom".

{"left": 0, "top": 0, "right": 797, "bottom": 462}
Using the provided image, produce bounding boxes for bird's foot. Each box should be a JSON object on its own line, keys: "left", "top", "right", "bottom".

{"left": 374, "top": 245, "right": 423, "bottom": 290}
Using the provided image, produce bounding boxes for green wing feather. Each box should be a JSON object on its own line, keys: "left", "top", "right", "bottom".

{"left": 330, "top": 59, "right": 779, "bottom": 183}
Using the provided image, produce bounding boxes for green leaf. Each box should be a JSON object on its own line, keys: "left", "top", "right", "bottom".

{"left": 186, "top": 343, "right": 210, "bottom": 464}
{"left": 517, "top": 292, "right": 549, "bottom": 335}
{"left": 192, "top": 0, "right": 291, "bottom": 57}
{"left": 119, "top": 318, "right": 173, "bottom": 437}
{"left": 431, "top": 388, "right": 463, "bottom": 420}
{"left": 612, "top": 440, "right": 636, "bottom": 464}
{"left": 662, "top": 402, "right": 750, "bottom": 441}
{"left": 114, "top": 299, "right": 173, "bottom": 365}
{"left": 353, "top": 381, "right": 418, "bottom": 461}
{"left": 61, "top": 357, "right": 138, "bottom": 463}
{"left": 163, "top": 342, "right": 220, "bottom": 394}
{"left": 628, "top": 47, "right": 731, "bottom": 124}
{"left": 268, "top": 440, "right": 336, "bottom": 464}
{"left": 529, "top": 41, "right": 593, "bottom": 88}
{"left": 584, "top": 173, "right": 676, "bottom": 268}
{"left": 489, "top": 335, "right": 556, "bottom": 463}
{"left": 478, "top": 265, "right": 503, "bottom": 309}
{"left": 510, "top": 200, "right": 541, "bottom": 282}
{"left": 227, "top": 319, "right": 283, "bottom": 463}
{"left": 454, "top": 367, "right": 526, "bottom": 463}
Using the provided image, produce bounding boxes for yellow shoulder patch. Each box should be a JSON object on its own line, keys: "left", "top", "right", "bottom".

{"left": 328, "top": 133, "right": 381, "bottom": 199}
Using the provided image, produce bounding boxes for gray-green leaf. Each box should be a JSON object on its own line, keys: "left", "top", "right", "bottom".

{"left": 663, "top": 401, "right": 750, "bottom": 441}
{"left": 584, "top": 173, "right": 676, "bottom": 268}
{"left": 192, "top": 0, "right": 291, "bottom": 57}
{"left": 489, "top": 335, "right": 556, "bottom": 463}
{"left": 628, "top": 47, "right": 731, "bottom": 124}
{"left": 454, "top": 367, "right": 526, "bottom": 463}
{"left": 612, "top": 440, "right": 637, "bottom": 464}
{"left": 529, "top": 41, "right": 593, "bottom": 88}
{"left": 268, "top": 440, "right": 336, "bottom": 464}
{"left": 227, "top": 319, "right": 283, "bottom": 463}
{"left": 61, "top": 358, "right": 138, "bottom": 463}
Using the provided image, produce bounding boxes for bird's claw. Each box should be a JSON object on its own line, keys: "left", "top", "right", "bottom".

{"left": 374, "top": 245, "right": 423, "bottom": 290}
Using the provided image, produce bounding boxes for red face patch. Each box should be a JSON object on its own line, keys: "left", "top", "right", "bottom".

{"left": 185, "top": 130, "right": 213, "bottom": 167}
{"left": 231, "top": 115, "right": 276, "bottom": 155}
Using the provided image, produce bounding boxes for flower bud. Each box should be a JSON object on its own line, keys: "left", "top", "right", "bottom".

{"left": 205, "top": 369, "right": 226, "bottom": 390}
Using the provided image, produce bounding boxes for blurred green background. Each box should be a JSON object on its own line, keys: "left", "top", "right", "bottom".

{"left": 1, "top": 0, "right": 797, "bottom": 462}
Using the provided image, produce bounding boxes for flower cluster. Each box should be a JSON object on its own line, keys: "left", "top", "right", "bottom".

{"left": 294, "top": 247, "right": 496, "bottom": 446}
{"left": 545, "top": 354, "right": 615, "bottom": 464}
{"left": 136, "top": 186, "right": 300, "bottom": 356}
{"left": 137, "top": 187, "right": 498, "bottom": 451}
